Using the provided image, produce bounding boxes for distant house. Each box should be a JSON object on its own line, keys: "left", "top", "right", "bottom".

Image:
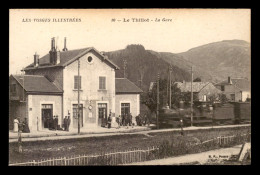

{"left": 214, "top": 77, "right": 250, "bottom": 102}
{"left": 9, "top": 37, "right": 142, "bottom": 132}
{"left": 174, "top": 81, "right": 222, "bottom": 102}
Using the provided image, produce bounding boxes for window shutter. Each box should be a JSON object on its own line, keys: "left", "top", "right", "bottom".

{"left": 74, "top": 76, "right": 77, "bottom": 89}
{"left": 74, "top": 76, "right": 81, "bottom": 89}
{"left": 79, "top": 76, "right": 81, "bottom": 89}
{"left": 99, "top": 77, "right": 106, "bottom": 89}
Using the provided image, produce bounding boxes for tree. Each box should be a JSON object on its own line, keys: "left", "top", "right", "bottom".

{"left": 219, "top": 94, "right": 229, "bottom": 104}
{"left": 170, "top": 83, "right": 199, "bottom": 108}
{"left": 143, "top": 79, "right": 168, "bottom": 112}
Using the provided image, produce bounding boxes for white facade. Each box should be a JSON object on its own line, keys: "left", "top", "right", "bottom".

{"left": 115, "top": 94, "right": 140, "bottom": 125}
{"left": 27, "top": 94, "right": 62, "bottom": 132}
{"left": 242, "top": 91, "right": 251, "bottom": 102}
{"left": 63, "top": 52, "right": 116, "bottom": 130}
{"left": 17, "top": 48, "right": 142, "bottom": 132}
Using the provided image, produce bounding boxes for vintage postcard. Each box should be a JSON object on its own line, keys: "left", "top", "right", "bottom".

{"left": 9, "top": 9, "right": 251, "bottom": 166}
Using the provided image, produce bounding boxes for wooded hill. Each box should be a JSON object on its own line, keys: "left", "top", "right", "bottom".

{"left": 105, "top": 45, "right": 191, "bottom": 91}
{"left": 105, "top": 40, "right": 250, "bottom": 92}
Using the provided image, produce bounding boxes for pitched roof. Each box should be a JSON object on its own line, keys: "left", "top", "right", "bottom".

{"left": 115, "top": 78, "right": 143, "bottom": 94}
{"left": 174, "top": 82, "right": 220, "bottom": 93}
{"left": 24, "top": 47, "right": 119, "bottom": 70}
{"left": 11, "top": 75, "right": 63, "bottom": 94}
{"left": 215, "top": 78, "right": 250, "bottom": 91}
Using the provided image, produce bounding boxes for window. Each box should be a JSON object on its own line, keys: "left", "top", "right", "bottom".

{"left": 203, "top": 95, "right": 207, "bottom": 101}
{"left": 99, "top": 76, "right": 106, "bottom": 90}
{"left": 231, "top": 94, "right": 235, "bottom": 101}
{"left": 221, "top": 85, "right": 225, "bottom": 91}
{"left": 73, "top": 104, "right": 83, "bottom": 118}
{"left": 74, "top": 76, "right": 81, "bottom": 89}
{"left": 10, "top": 84, "right": 16, "bottom": 95}
{"left": 88, "top": 56, "right": 93, "bottom": 63}
{"left": 121, "top": 103, "right": 130, "bottom": 116}
{"left": 42, "top": 104, "right": 53, "bottom": 109}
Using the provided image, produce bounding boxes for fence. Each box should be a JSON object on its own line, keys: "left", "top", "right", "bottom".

{"left": 9, "top": 133, "right": 250, "bottom": 166}
{"left": 9, "top": 146, "right": 159, "bottom": 166}
{"left": 194, "top": 133, "right": 251, "bottom": 148}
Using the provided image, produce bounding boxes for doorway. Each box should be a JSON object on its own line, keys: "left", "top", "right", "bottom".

{"left": 98, "top": 103, "right": 107, "bottom": 127}
{"left": 41, "top": 104, "right": 53, "bottom": 129}
{"left": 73, "top": 104, "right": 83, "bottom": 128}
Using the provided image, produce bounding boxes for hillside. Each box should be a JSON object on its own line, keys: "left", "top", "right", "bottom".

{"left": 105, "top": 45, "right": 191, "bottom": 91}
{"left": 148, "top": 51, "right": 213, "bottom": 82}
{"left": 176, "top": 40, "right": 251, "bottom": 82}
{"left": 105, "top": 40, "right": 250, "bottom": 91}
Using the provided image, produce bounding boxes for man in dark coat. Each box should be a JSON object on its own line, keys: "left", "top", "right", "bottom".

{"left": 122, "top": 114, "right": 125, "bottom": 126}
{"left": 107, "top": 112, "right": 112, "bottom": 129}
{"left": 22, "top": 118, "right": 30, "bottom": 133}
{"left": 129, "top": 113, "right": 133, "bottom": 128}
{"left": 136, "top": 114, "right": 140, "bottom": 126}
{"left": 125, "top": 114, "right": 129, "bottom": 129}
{"left": 67, "top": 116, "right": 71, "bottom": 131}
{"left": 54, "top": 115, "right": 58, "bottom": 130}
{"left": 64, "top": 116, "right": 67, "bottom": 131}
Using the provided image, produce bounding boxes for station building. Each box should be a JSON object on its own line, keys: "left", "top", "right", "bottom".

{"left": 9, "top": 38, "right": 142, "bottom": 132}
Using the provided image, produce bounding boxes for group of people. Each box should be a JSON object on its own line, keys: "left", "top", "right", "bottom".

{"left": 63, "top": 116, "right": 71, "bottom": 131}
{"left": 13, "top": 117, "right": 30, "bottom": 133}
{"left": 44, "top": 115, "right": 59, "bottom": 131}
{"left": 115, "top": 113, "right": 151, "bottom": 129}
{"left": 115, "top": 113, "right": 134, "bottom": 129}
{"left": 136, "top": 113, "right": 150, "bottom": 126}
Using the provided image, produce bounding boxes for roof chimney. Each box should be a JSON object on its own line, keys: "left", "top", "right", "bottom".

{"left": 49, "top": 37, "right": 57, "bottom": 64}
{"left": 62, "top": 37, "right": 68, "bottom": 51}
{"left": 56, "top": 48, "right": 60, "bottom": 64}
{"left": 34, "top": 52, "right": 39, "bottom": 67}
{"left": 228, "top": 76, "right": 232, "bottom": 84}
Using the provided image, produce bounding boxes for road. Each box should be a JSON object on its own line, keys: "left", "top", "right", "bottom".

{"left": 9, "top": 124, "right": 250, "bottom": 143}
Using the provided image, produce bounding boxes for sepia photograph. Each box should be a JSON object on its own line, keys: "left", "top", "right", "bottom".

{"left": 9, "top": 9, "right": 251, "bottom": 166}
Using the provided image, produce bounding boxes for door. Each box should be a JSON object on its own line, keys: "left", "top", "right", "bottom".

{"left": 98, "top": 103, "right": 107, "bottom": 127}
{"left": 73, "top": 104, "right": 83, "bottom": 128}
{"left": 41, "top": 104, "right": 53, "bottom": 129}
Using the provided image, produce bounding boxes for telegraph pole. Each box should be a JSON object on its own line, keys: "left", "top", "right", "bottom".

{"left": 169, "top": 65, "right": 172, "bottom": 109}
{"left": 123, "top": 58, "right": 127, "bottom": 78}
{"left": 157, "top": 73, "right": 160, "bottom": 129}
{"left": 191, "top": 66, "right": 193, "bottom": 127}
{"left": 78, "top": 59, "right": 80, "bottom": 134}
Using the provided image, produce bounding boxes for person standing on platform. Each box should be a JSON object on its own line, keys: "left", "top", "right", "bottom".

{"left": 63, "top": 116, "right": 67, "bottom": 131}
{"left": 116, "top": 115, "right": 121, "bottom": 129}
{"left": 18, "top": 120, "right": 24, "bottom": 153}
{"left": 180, "top": 119, "right": 184, "bottom": 136}
{"left": 122, "top": 114, "right": 125, "bottom": 126}
{"left": 13, "top": 117, "right": 19, "bottom": 132}
{"left": 54, "top": 115, "right": 58, "bottom": 130}
{"left": 22, "top": 118, "right": 30, "bottom": 133}
{"left": 125, "top": 114, "right": 129, "bottom": 129}
{"left": 129, "top": 113, "right": 133, "bottom": 128}
{"left": 67, "top": 116, "right": 71, "bottom": 131}
{"left": 107, "top": 113, "right": 112, "bottom": 129}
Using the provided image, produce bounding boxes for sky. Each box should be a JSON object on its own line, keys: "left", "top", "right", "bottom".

{"left": 9, "top": 9, "right": 250, "bottom": 75}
